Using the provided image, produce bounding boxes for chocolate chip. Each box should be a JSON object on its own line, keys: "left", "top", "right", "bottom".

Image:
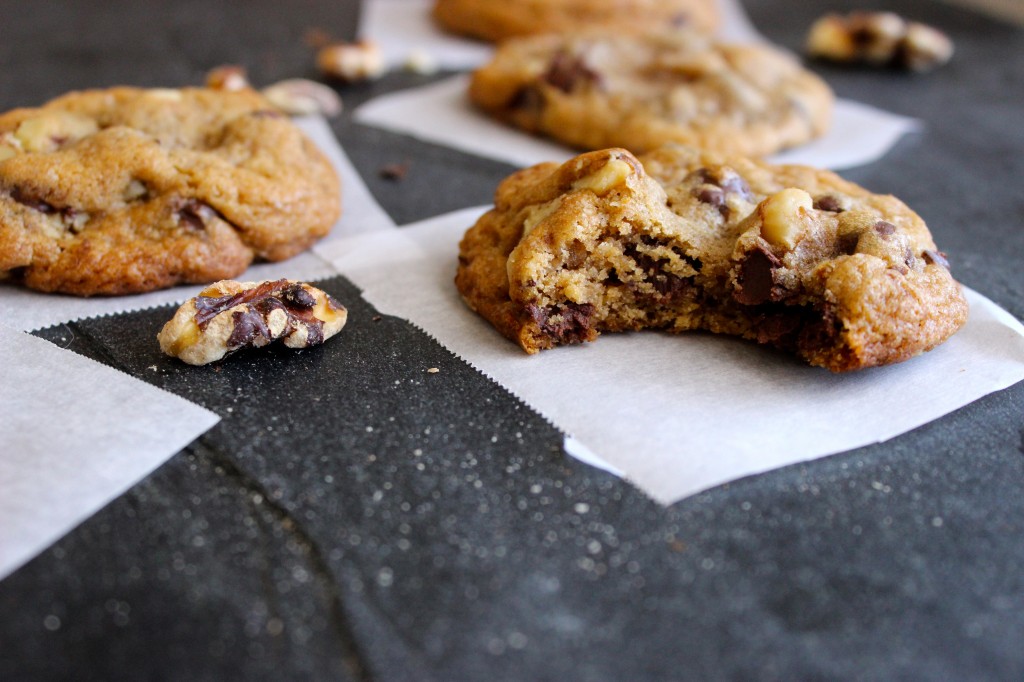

{"left": 527, "top": 301, "right": 596, "bottom": 345}
{"left": 922, "top": 249, "right": 950, "bottom": 269}
{"left": 695, "top": 186, "right": 726, "bottom": 210}
{"left": 719, "top": 173, "right": 753, "bottom": 202}
{"left": 904, "top": 247, "right": 916, "bottom": 269}
{"left": 813, "top": 195, "right": 844, "bottom": 212}
{"left": 10, "top": 187, "right": 56, "bottom": 214}
{"left": 874, "top": 220, "right": 896, "bottom": 237}
{"left": 734, "top": 245, "right": 782, "bottom": 306}
{"left": 508, "top": 85, "right": 544, "bottom": 114}
{"left": 543, "top": 52, "right": 602, "bottom": 93}
{"left": 177, "top": 200, "right": 214, "bottom": 231}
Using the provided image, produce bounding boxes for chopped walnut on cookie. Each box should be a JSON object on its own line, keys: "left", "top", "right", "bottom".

{"left": 158, "top": 279, "right": 347, "bottom": 365}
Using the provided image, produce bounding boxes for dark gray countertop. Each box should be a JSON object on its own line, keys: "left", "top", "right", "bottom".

{"left": 2, "top": 1, "right": 1023, "bottom": 680}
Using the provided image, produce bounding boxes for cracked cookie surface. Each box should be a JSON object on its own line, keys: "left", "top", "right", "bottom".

{"left": 455, "top": 146, "right": 968, "bottom": 371}
{"left": 470, "top": 29, "right": 833, "bottom": 158}
{"left": 0, "top": 87, "right": 341, "bottom": 295}
{"left": 433, "top": 0, "right": 719, "bottom": 43}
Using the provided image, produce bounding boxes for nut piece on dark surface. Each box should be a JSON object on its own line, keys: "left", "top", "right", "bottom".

{"left": 158, "top": 279, "right": 347, "bottom": 365}
{"left": 261, "top": 79, "right": 343, "bottom": 117}
{"left": 806, "top": 12, "right": 954, "bottom": 72}
{"left": 205, "top": 65, "right": 251, "bottom": 92}
{"left": 317, "top": 40, "right": 387, "bottom": 83}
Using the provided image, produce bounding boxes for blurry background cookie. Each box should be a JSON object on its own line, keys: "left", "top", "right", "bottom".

{"left": 0, "top": 87, "right": 341, "bottom": 296}
{"left": 469, "top": 30, "right": 833, "bottom": 157}
{"left": 433, "top": 0, "right": 720, "bottom": 43}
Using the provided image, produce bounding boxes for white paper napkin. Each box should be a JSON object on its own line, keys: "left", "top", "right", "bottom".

{"left": 360, "top": 0, "right": 493, "bottom": 70}
{"left": 0, "top": 116, "right": 395, "bottom": 332}
{"left": 354, "top": 74, "right": 920, "bottom": 172}
{"left": 318, "top": 207, "right": 1024, "bottom": 505}
{"left": 0, "top": 325, "right": 221, "bottom": 580}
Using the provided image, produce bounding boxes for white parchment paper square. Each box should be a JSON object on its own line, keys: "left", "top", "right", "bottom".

{"left": 354, "top": 75, "right": 920, "bottom": 172}
{"left": 0, "top": 325, "right": 221, "bottom": 580}
{"left": 318, "top": 207, "right": 1024, "bottom": 505}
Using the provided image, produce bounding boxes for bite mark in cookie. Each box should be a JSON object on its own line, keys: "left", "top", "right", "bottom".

{"left": 456, "top": 146, "right": 968, "bottom": 372}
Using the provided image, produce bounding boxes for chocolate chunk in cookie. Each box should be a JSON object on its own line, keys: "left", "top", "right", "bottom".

{"left": 456, "top": 146, "right": 968, "bottom": 372}
{"left": 0, "top": 87, "right": 341, "bottom": 295}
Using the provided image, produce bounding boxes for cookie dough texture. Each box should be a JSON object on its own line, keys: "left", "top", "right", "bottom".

{"left": 455, "top": 146, "right": 968, "bottom": 372}
{"left": 158, "top": 279, "right": 347, "bottom": 365}
{"left": 0, "top": 87, "right": 341, "bottom": 296}
{"left": 433, "top": 0, "right": 719, "bottom": 43}
{"left": 469, "top": 30, "right": 833, "bottom": 157}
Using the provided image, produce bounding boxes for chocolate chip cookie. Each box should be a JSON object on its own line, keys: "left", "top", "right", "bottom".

{"left": 433, "top": 0, "right": 719, "bottom": 43}
{"left": 455, "top": 146, "right": 968, "bottom": 371}
{"left": 0, "top": 87, "right": 341, "bottom": 296}
{"left": 469, "top": 29, "right": 833, "bottom": 158}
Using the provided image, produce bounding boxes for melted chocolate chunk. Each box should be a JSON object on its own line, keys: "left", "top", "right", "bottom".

{"left": 735, "top": 245, "right": 783, "bottom": 306}
{"left": 922, "top": 249, "right": 950, "bottom": 269}
{"left": 227, "top": 308, "right": 272, "bottom": 349}
{"left": 194, "top": 279, "right": 289, "bottom": 328}
{"left": 177, "top": 200, "right": 215, "bottom": 231}
{"left": 281, "top": 283, "right": 317, "bottom": 309}
{"left": 696, "top": 186, "right": 727, "bottom": 213}
{"left": 305, "top": 320, "right": 325, "bottom": 346}
{"left": 528, "top": 302, "right": 596, "bottom": 345}
{"left": 10, "top": 187, "right": 56, "bottom": 214}
{"left": 508, "top": 85, "right": 544, "bottom": 114}
{"left": 874, "top": 220, "right": 896, "bottom": 237}
{"left": 543, "top": 53, "right": 602, "bottom": 93}
{"left": 813, "top": 195, "right": 845, "bottom": 213}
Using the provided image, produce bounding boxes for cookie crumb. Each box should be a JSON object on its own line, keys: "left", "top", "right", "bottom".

{"left": 426, "top": 367, "right": 440, "bottom": 374}
{"left": 379, "top": 161, "right": 410, "bottom": 181}
{"left": 372, "top": 315, "right": 383, "bottom": 322}
{"left": 303, "top": 27, "right": 334, "bottom": 49}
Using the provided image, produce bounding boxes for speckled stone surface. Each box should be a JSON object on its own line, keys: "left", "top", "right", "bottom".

{"left": 2, "top": 1, "right": 1023, "bottom": 681}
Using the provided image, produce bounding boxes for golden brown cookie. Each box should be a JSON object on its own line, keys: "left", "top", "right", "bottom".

{"left": 433, "top": 0, "right": 719, "bottom": 43}
{"left": 158, "top": 279, "right": 347, "bottom": 365}
{"left": 455, "top": 146, "right": 968, "bottom": 372}
{"left": 469, "top": 29, "right": 833, "bottom": 158}
{"left": 0, "top": 87, "right": 341, "bottom": 296}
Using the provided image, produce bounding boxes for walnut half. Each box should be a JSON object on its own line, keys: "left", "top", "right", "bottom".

{"left": 158, "top": 279, "right": 347, "bottom": 365}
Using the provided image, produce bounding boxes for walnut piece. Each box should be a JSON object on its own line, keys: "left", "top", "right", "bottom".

{"left": 316, "top": 40, "right": 387, "bottom": 83}
{"left": 806, "top": 12, "right": 953, "bottom": 72}
{"left": 158, "top": 279, "right": 348, "bottom": 365}
{"left": 260, "top": 79, "right": 343, "bottom": 117}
